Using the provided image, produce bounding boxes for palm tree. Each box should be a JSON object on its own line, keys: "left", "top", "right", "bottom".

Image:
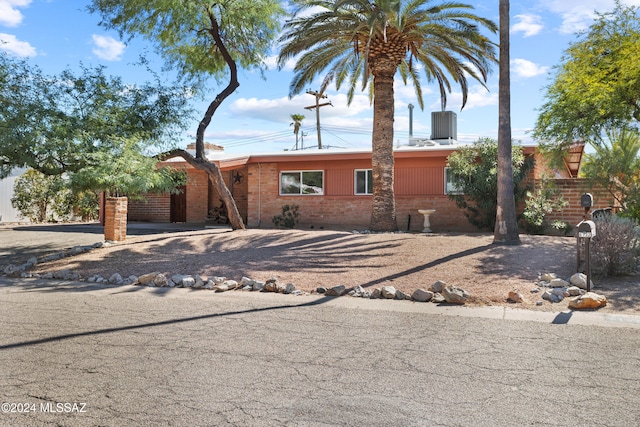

{"left": 290, "top": 114, "right": 305, "bottom": 150}
{"left": 494, "top": 0, "right": 520, "bottom": 244}
{"left": 278, "top": 0, "right": 498, "bottom": 231}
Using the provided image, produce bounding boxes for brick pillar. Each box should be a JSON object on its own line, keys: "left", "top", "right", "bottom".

{"left": 104, "top": 197, "right": 128, "bottom": 241}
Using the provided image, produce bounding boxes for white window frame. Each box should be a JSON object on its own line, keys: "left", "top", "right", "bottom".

{"left": 444, "top": 167, "right": 464, "bottom": 195}
{"left": 279, "top": 170, "right": 324, "bottom": 195}
{"left": 354, "top": 169, "right": 373, "bottom": 195}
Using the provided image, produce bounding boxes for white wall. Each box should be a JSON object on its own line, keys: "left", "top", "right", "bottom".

{"left": 0, "top": 169, "right": 28, "bottom": 223}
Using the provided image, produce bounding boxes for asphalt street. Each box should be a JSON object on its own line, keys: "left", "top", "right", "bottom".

{"left": 1, "top": 277, "right": 639, "bottom": 427}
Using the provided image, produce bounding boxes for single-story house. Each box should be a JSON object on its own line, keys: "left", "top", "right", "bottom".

{"left": 126, "top": 139, "right": 611, "bottom": 233}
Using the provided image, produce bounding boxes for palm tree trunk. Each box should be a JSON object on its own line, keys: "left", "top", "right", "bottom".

{"left": 370, "top": 67, "right": 397, "bottom": 232}
{"left": 494, "top": 0, "right": 520, "bottom": 244}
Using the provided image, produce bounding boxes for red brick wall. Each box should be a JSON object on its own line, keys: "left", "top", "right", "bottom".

{"left": 127, "top": 193, "right": 171, "bottom": 222}
{"left": 543, "top": 179, "right": 612, "bottom": 226}
{"left": 246, "top": 162, "right": 475, "bottom": 231}
{"left": 186, "top": 168, "right": 209, "bottom": 223}
{"left": 127, "top": 162, "right": 249, "bottom": 224}
{"left": 208, "top": 166, "right": 249, "bottom": 223}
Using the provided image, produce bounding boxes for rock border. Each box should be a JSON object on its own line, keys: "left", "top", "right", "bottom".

{"left": 2, "top": 244, "right": 607, "bottom": 310}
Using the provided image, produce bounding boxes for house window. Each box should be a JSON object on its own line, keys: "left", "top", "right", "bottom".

{"left": 280, "top": 171, "right": 324, "bottom": 195}
{"left": 444, "top": 167, "right": 463, "bottom": 194}
{"left": 355, "top": 169, "right": 373, "bottom": 195}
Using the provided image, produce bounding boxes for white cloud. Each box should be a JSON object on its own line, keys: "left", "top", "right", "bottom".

{"left": 512, "top": 14, "right": 544, "bottom": 37}
{"left": 0, "top": 32, "right": 36, "bottom": 57}
{"left": 91, "top": 34, "right": 125, "bottom": 61}
{"left": 429, "top": 85, "right": 499, "bottom": 112}
{"left": 541, "top": 0, "right": 640, "bottom": 34}
{"left": 229, "top": 91, "right": 372, "bottom": 125}
{"left": 0, "top": 0, "right": 31, "bottom": 27}
{"left": 511, "top": 58, "right": 549, "bottom": 78}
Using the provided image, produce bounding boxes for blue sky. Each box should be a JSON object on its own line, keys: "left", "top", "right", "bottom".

{"left": 1, "top": 0, "right": 637, "bottom": 154}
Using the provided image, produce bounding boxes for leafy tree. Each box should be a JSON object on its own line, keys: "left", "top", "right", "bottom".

{"left": 1, "top": 53, "right": 191, "bottom": 233}
{"left": 533, "top": 2, "right": 640, "bottom": 153}
{"left": 446, "top": 137, "right": 533, "bottom": 231}
{"left": 89, "top": 0, "right": 285, "bottom": 230}
{"left": 494, "top": 0, "right": 519, "bottom": 244}
{"left": 0, "top": 52, "right": 191, "bottom": 179}
{"left": 278, "top": 0, "right": 498, "bottom": 232}
{"left": 581, "top": 128, "right": 640, "bottom": 222}
{"left": 11, "top": 169, "right": 69, "bottom": 223}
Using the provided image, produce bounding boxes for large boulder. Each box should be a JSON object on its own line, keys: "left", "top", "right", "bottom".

{"left": 569, "top": 273, "right": 592, "bottom": 290}
{"left": 568, "top": 292, "right": 607, "bottom": 310}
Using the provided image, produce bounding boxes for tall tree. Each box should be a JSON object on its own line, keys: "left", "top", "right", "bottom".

{"left": 533, "top": 3, "right": 640, "bottom": 154}
{"left": 0, "top": 53, "right": 189, "bottom": 180}
{"left": 494, "top": 0, "right": 519, "bottom": 244}
{"left": 278, "top": 0, "right": 498, "bottom": 232}
{"left": 90, "top": 0, "right": 284, "bottom": 230}
{"left": 581, "top": 127, "right": 640, "bottom": 221}
{"left": 290, "top": 114, "right": 305, "bottom": 150}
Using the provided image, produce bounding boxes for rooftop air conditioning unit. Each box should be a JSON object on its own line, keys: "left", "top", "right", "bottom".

{"left": 430, "top": 111, "right": 457, "bottom": 142}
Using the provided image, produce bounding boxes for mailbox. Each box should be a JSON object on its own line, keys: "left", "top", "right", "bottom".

{"left": 577, "top": 220, "right": 596, "bottom": 238}
{"left": 581, "top": 193, "right": 594, "bottom": 209}
{"left": 576, "top": 220, "right": 596, "bottom": 292}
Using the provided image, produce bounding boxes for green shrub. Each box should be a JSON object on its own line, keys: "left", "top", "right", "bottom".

{"left": 590, "top": 215, "right": 640, "bottom": 276}
{"left": 522, "top": 177, "right": 568, "bottom": 234}
{"left": 447, "top": 137, "right": 533, "bottom": 231}
{"left": 272, "top": 204, "right": 300, "bottom": 228}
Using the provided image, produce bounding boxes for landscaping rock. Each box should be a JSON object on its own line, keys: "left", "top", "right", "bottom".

{"left": 569, "top": 273, "right": 592, "bottom": 290}
{"left": 430, "top": 280, "right": 447, "bottom": 293}
{"left": 252, "top": 281, "right": 265, "bottom": 292}
{"left": 371, "top": 288, "right": 382, "bottom": 299}
{"left": 138, "top": 272, "right": 159, "bottom": 285}
{"left": 153, "top": 274, "right": 170, "bottom": 287}
{"left": 431, "top": 293, "right": 445, "bottom": 303}
{"left": 549, "top": 278, "right": 570, "bottom": 288}
{"left": 325, "top": 285, "right": 346, "bottom": 297}
{"left": 381, "top": 286, "right": 397, "bottom": 299}
{"left": 507, "top": 290, "right": 524, "bottom": 303}
{"left": 568, "top": 292, "right": 607, "bottom": 310}
{"left": 182, "top": 276, "right": 196, "bottom": 288}
{"left": 540, "top": 273, "right": 557, "bottom": 281}
{"left": 412, "top": 289, "right": 433, "bottom": 302}
{"left": 395, "top": 290, "right": 412, "bottom": 300}
{"left": 193, "top": 275, "right": 206, "bottom": 289}
{"left": 442, "top": 286, "right": 469, "bottom": 304}
{"left": 567, "top": 286, "right": 584, "bottom": 297}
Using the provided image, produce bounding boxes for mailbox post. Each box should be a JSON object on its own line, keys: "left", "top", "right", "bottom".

{"left": 576, "top": 193, "right": 595, "bottom": 292}
{"left": 577, "top": 220, "right": 596, "bottom": 292}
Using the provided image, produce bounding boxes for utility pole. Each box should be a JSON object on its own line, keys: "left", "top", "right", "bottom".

{"left": 305, "top": 89, "right": 332, "bottom": 149}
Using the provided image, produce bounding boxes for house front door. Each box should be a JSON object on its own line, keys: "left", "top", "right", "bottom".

{"left": 170, "top": 186, "right": 187, "bottom": 223}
